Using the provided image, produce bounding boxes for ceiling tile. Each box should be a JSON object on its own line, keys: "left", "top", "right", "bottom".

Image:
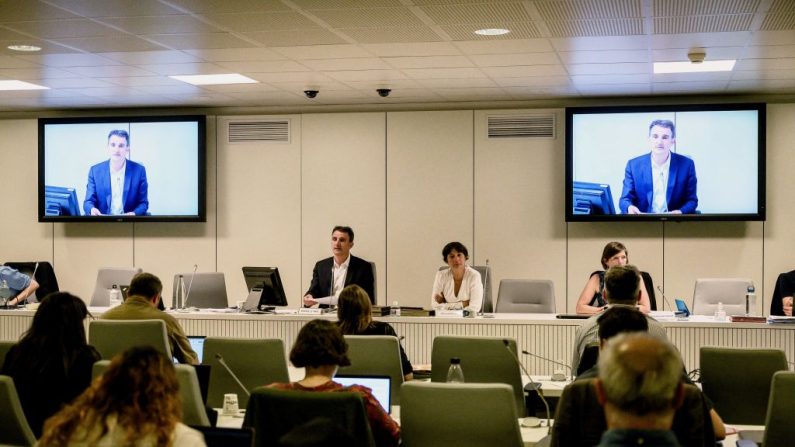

{"left": 575, "top": 83, "right": 652, "bottom": 95}
{"left": 246, "top": 71, "right": 338, "bottom": 83}
{"left": 566, "top": 62, "right": 648, "bottom": 75}
{"left": 138, "top": 62, "right": 230, "bottom": 76}
{"left": 63, "top": 65, "right": 157, "bottom": 77}
{"left": 0, "top": 1, "right": 81, "bottom": 21}
{"left": 214, "top": 60, "right": 311, "bottom": 73}
{"left": 550, "top": 35, "right": 647, "bottom": 51}
{"left": 98, "top": 76, "right": 187, "bottom": 87}
{"left": 17, "top": 53, "right": 121, "bottom": 67}
{"left": 340, "top": 26, "right": 444, "bottom": 44}
{"left": 243, "top": 29, "right": 348, "bottom": 47}
{"left": 272, "top": 44, "right": 372, "bottom": 60}
{"left": 480, "top": 65, "right": 567, "bottom": 78}
{"left": 45, "top": 0, "right": 184, "bottom": 17}
{"left": 470, "top": 52, "right": 559, "bottom": 67}
{"left": 731, "top": 69, "right": 795, "bottom": 80}
{"left": 302, "top": 58, "right": 392, "bottom": 71}
{"left": 103, "top": 15, "right": 223, "bottom": 35}
{"left": 492, "top": 76, "right": 571, "bottom": 87}
{"left": 145, "top": 33, "right": 257, "bottom": 50}
{"left": 558, "top": 49, "right": 648, "bottom": 64}
{"left": 441, "top": 22, "right": 542, "bottom": 40}
{"left": 652, "top": 46, "right": 743, "bottom": 61}
{"left": 202, "top": 12, "right": 321, "bottom": 32}
{"left": 183, "top": 47, "right": 287, "bottom": 62}
{"left": 571, "top": 73, "right": 651, "bottom": 85}
{"left": 455, "top": 38, "right": 554, "bottom": 54}
{"left": 402, "top": 67, "right": 487, "bottom": 79}
{"left": 309, "top": 7, "right": 425, "bottom": 28}
{"left": 750, "top": 30, "right": 795, "bottom": 45}
{"left": 385, "top": 55, "right": 474, "bottom": 69}
{"left": 96, "top": 50, "right": 202, "bottom": 65}
{"left": 545, "top": 19, "right": 644, "bottom": 38}
{"left": 652, "top": 72, "right": 733, "bottom": 82}
{"left": 325, "top": 69, "right": 408, "bottom": 81}
{"left": 362, "top": 42, "right": 461, "bottom": 57}
{"left": 744, "top": 45, "right": 795, "bottom": 58}
{"left": 37, "top": 77, "right": 116, "bottom": 88}
{"left": 164, "top": 0, "right": 290, "bottom": 14}
{"left": 414, "top": 77, "right": 497, "bottom": 88}
{"left": 651, "top": 31, "right": 752, "bottom": 48}
{"left": 419, "top": 2, "right": 532, "bottom": 24}
{"left": 652, "top": 81, "right": 729, "bottom": 94}
{"left": 0, "top": 67, "right": 77, "bottom": 80}
{"left": 56, "top": 35, "right": 168, "bottom": 53}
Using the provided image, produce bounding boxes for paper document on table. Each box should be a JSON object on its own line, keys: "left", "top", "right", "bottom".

{"left": 767, "top": 316, "right": 795, "bottom": 324}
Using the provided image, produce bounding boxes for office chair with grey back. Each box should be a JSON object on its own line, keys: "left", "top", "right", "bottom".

{"left": 203, "top": 337, "right": 289, "bottom": 409}
{"left": 692, "top": 278, "right": 753, "bottom": 316}
{"left": 173, "top": 272, "right": 228, "bottom": 309}
{"left": 430, "top": 335, "right": 526, "bottom": 417}
{"left": 495, "top": 279, "right": 555, "bottom": 313}
{"left": 0, "top": 375, "right": 36, "bottom": 447}
{"left": 700, "top": 347, "right": 788, "bottom": 424}
{"left": 401, "top": 382, "right": 523, "bottom": 447}
{"left": 338, "top": 335, "right": 404, "bottom": 404}
{"left": 640, "top": 271, "right": 657, "bottom": 311}
{"left": 90, "top": 267, "right": 142, "bottom": 307}
{"left": 88, "top": 319, "right": 171, "bottom": 360}
{"left": 369, "top": 261, "right": 377, "bottom": 304}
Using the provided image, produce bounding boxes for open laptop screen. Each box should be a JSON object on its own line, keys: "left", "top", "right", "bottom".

{"left": 335, "top": 375, "right": 391, "bottom": 413}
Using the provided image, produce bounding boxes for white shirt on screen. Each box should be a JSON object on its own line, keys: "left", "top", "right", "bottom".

{"left": 651, "top": 154, "right": 671, "bottom": 213}
{"left": 110, "top": 161, "right": 126, "bottom": 215}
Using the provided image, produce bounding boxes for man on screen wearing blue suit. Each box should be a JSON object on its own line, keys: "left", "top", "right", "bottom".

{"left": 619, "top": 120, "right": 698, "bottom": 215}
{"left": 83, "top": 129, "right": 149, "bottom": 216}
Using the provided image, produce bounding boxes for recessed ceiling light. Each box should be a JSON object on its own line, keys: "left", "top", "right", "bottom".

{"left": 7, "top": 44, "right": 41, "bottom": 52}
{"left": 0, "top": 80, "right": 49, "bottom": 90}
{"left": 169, "top": 73, "right": 258, "bottom": 86}
{"left": 475, "top": 28, "right": 510, "bottom": 36}
{"left": 654, "top": 60, "right": 736, "bottom": 74}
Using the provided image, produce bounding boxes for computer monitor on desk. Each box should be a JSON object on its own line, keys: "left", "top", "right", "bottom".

{"left": 173, "top": 272, "right": 228, "bottom": 309}
{"left": 242, "top": 267, "right": 288, "bottom": 309}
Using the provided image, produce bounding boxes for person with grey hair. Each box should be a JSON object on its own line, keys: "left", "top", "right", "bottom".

{"left": 594, "top": 333, "right": 684, "bottom": 446}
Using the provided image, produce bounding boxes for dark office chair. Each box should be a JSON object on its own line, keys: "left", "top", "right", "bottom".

{"left": 4, "top": 261, "right": 59, "bottom": 302}
{"left": 576, "top": 343, "right": 600, "bottom": 377}
{"left": 640, "top": 271, "right": 657, "bottom": 311}
{"left": 770, "top": 270, "right": 795, "bottom": 316}
{"left": 192, "top": 426, "right": 254, "bottom": 447}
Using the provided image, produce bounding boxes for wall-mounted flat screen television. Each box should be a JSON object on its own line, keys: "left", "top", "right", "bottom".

{"left": 39, "top": 115, "right": 206, "bottom": 222}
{"left": 566, "top": 103, "right": 765, "bottom": 222}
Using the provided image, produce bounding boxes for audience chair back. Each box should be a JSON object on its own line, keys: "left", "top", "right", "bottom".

{"left": 700, "top": 347, "right": 787, "bottom": 424}
{"left": 369, "top": 261, "right": 377, "bottom": 304}
{"left": 88, "top": 319, "right": 171, "bottom": 360}
{"left": 89, "top": 267, "right": 142, "bottom": 307}
{"left": 401, "top": 382, "right": 523, "bottom": 447}
{"left": 0, "top": 340, "right": 14, "bottom": 366}
{"left": 191, "top": 426, "right": 254, "bottom": 447}
{"left": 692, "top": 278, "right": 753, "bottom": 316}
{"left": 763, "top": 371, "right": 795, "bottom": 447}
{"left": 203, "top": 337, "right": 289, "bottom": 409}
{"left": 640, "top": 271, "right": 657, "bottom": 311}
{"left": 338, "top": 335, "right": 404, "bottom": 405}
{"left": 4, "top": 261, "right": 59, "bottom": 301}
{"left": 92, "top": 359, "right": 210, "bottom": 427}
{"left": 495, "top": 279, "right": 555, "bottom": 313}
{"left": 243, "top": 386, "right": 375, "bottom": 447}
{"left": 0, "top": 375, "right": 37, "bottom": 447}
{"left": 576, "top": 343, "right": 600, "bottom": 377}
{"left": 430, "top": 335, "right": 526, "bottom": 416}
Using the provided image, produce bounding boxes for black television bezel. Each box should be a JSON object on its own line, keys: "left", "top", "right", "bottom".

{"left": 565, "top": 103, "right": 766, "bottom": 222}
{"left": 38, "top": 115, "right": 206, "bottom": 223}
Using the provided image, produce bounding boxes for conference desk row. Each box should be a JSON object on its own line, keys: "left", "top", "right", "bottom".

{"left": 2, "top": 308, "right": 794, "bottom": 374}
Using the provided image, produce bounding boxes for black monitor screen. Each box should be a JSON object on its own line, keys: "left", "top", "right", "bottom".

{"left": 242, "top": 266, "right": 287, "bottom": 307}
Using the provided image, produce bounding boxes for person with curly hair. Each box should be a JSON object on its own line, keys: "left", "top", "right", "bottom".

{"left": 39, "top": 346, "right": 206, "bottom": 446}
{"left": 1, "top": 292, "right": 99, "bottom": 437}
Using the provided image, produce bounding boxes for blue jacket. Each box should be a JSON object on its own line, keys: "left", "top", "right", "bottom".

{"left": 619, "top": 152, "right": 697, "bottom": 214}
{"left": 83, "top": 159, "right": 149, "bottom": 216}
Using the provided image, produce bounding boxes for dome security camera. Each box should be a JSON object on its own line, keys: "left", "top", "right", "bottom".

{"left": 304, "top": 90, "right": 319, "bottom": 99}
{"left": 376, "top": 88, "right": 391, "bottom": 97}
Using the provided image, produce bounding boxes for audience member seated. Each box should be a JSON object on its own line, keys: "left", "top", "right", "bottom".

{"left": 770, "top": 269, "right": 795, "bottom": 316}
{"left": 337, "top": 284, "right": 414, "bottom": 381}
{"left": 101, "top": 272, "right": 198, "bottom": 364}
{"left": 1, "top": 292, "right": 99, "bottom": 437}
{"left": 40, "top": 346, "right": 206, "bottom": 446}
{"left": 431, "top": 241, "right": 483, "bottom": 311}
{"left": 0, "top": 264, "right": 39, "bottom": 307}
{"left": 575, "top": 241, "right": 651, "bottom": 315}
{"left": 267, "top": 319, "right": 400, "bottom": 447}
{"left": 571, "top": 265, "right": 667, "bottom": 374}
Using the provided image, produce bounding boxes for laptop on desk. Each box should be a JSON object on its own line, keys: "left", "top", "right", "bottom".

{"left": 335, "top": 375, "right": 392, "bottom": 414}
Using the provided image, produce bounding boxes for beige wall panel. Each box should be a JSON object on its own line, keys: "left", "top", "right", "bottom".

{"left": 566, "top": 223, "right": 664, "bottom": 311}
{"left": 0, "top": 120, "right": 52, "bottom": 263}
{"left": 762, "top": 104, "right": 795, "bottom": 315}
{"left": 135, "top": 117, "right": 218, "bottom": 305}
{"left": 473, "top": 109, "right": 568, "bottom": 313}
{"left": 216, "top": 115, "right": 302, "bottom": 306}
{"left": 301, "top": 113, "right": 386, "bottom": 303}
{"left": 387, "top": 110, "right": 473, "bottom": 308}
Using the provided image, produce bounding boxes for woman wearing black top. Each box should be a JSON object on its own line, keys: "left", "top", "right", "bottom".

{"left": 575, "top": 241, "right": 652, "bottom": 315}
{"left": 1, "top": 292, "right": 100, "bottom": 437}
{"left": 337, "top": 285, "right": 414, "bottom": 380}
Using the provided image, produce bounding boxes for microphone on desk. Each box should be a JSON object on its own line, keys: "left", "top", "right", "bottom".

{"left": 503, "top": 339, "right": 551, "bottom": 433}
{"left": 215, "top": 353, "right": 250, "bottom": 397}
{"left": 657, "top": 285, "right": 677, "bottom": 312}
{"left": 183, "top": 264, "right": 198, "bottom": 309}
{"left": 521, "top": 350, "right": 571, "bottom": 382}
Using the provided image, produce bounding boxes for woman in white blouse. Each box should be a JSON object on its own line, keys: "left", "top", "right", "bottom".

{"left": 432, "top": 242, "right": 483, "bottom": 311}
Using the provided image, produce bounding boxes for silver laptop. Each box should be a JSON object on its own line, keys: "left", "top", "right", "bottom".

{"left": 335, "top": 375, "right": 392, "bottom": 413}
{"left": 172, "top": 273, "right": 228, "bottom": 309}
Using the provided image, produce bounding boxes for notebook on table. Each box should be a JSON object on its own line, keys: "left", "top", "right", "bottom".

{"left": 335, "top": 375, "right": 392, "bottom": 414}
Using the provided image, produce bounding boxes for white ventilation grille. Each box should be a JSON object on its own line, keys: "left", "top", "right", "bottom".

{"left": 227, "top": 120, "right": 290, "bottom": 143}
{"left": 487, "top": 114, "right": 556, "bottom": 139}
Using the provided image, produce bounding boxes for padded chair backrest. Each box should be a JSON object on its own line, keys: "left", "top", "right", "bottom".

{"left": 243, "top": 386, "right": 375, "bottom": 447}
{"left": 369, "top": 261, "right": 377, "bottom": 304}
{"left": 400, "top": 382, "right": 523, "bottom": 447}
{"left": 90, "top": 267, "right": 142, "bottom": 307}
{"left": 338, "top": 335, "right": 404, "bottom": 405}
{"left": 692, "top": 278, "right": 752, "bottom": 316}
{"left": 0, "top": 340, "right": 15, "bottom": 366}
{"left": 551, "top": 379, "right": 714, "bottom": 447}
{"left": 495, "top": 279, "right": 555, "bottom": 313}
{"left": 191, "top": 426, "right": 254, "bottom": 447}
{"left": 174, "top": 272, "right": 228, "bottom": 309}
{"left": 764, "top": 371, "right": 795, "bottom": 447}
{"left": 89, "top": 319, "right": 171, "bottom": 360}
{"left": 0, "top": 375, "right": 37, "bottom": 447}
{"left": 640, "top": 271, "right": 657, "bottom": 311}
{"left": 92, "top": 360, "right": 210, "bottom": 427}
{"left": 203, "top": 337, "right": 289, "bottom": 409}
{"left": 700, "top": 347, "right": 787, "bottom": 424}
{"left": 471, "top": 265, "right": 492, "bottom": 313}
{"left": 4, "top": 261, "right": 59, "bottom": 301}
{"left": 576, "top": 343, "right": 600, "bottom": 377}
{"left": 430, "top": 335, "right": 526, "bottom": 416}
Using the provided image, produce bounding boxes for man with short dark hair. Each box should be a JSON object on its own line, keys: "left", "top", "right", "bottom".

{"left": 102, "top": 272, "right": 198, "bottom": 364}
{"left": 303, "top": 226, "right": 375, "bottom": 307}
{"left": 83, "top": 129, "right": 149, "bottom": 216}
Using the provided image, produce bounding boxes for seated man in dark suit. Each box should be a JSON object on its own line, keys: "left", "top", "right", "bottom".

{"left": 303, "top": 226, "right": 375, "bottom": 307}
{"left": 83, "top": 129, "right": 149, "bottom": 216}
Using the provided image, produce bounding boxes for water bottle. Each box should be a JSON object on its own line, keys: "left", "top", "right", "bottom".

{"left": 390, "top": 300, "right": 400, "bottom": 317}
{"left": 745, "top": 284, "right": 756, "bottom": 316}
{"left": 175, "top": 275, "right": 186, "bottom": 309}
{"left": 108, "top": 284, "right": 121, "bottom": 307}
{"left": 446, "top": 357, "right": 465, "bottom": 383}
{"left": 714, "top": 302, "right": 727, "bottom": 322}
{"left": 0, "top": 280, "right": 11, "bottom": 306}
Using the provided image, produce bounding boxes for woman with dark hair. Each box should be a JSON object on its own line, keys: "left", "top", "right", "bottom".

{"left": 431, "top": 241, "right": 483, "bottom": 311}
{"left": 337, "top": 284, "right": 413, "bottom": 380}
{"left": 269, "top": 319, "right": 400, "bottom": 447}
{"left": 1, "top": 292, "right": 100, "bottom": 437}
{"left": 575, "top": 241, "right": 651, "bottom": 315}
{"left": 39, "top": 346, "right": 205, "bottom": 446}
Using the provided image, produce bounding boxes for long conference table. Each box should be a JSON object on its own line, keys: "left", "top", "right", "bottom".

{"left": 2, "top": 308, "right": 794, "bottom": 374}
